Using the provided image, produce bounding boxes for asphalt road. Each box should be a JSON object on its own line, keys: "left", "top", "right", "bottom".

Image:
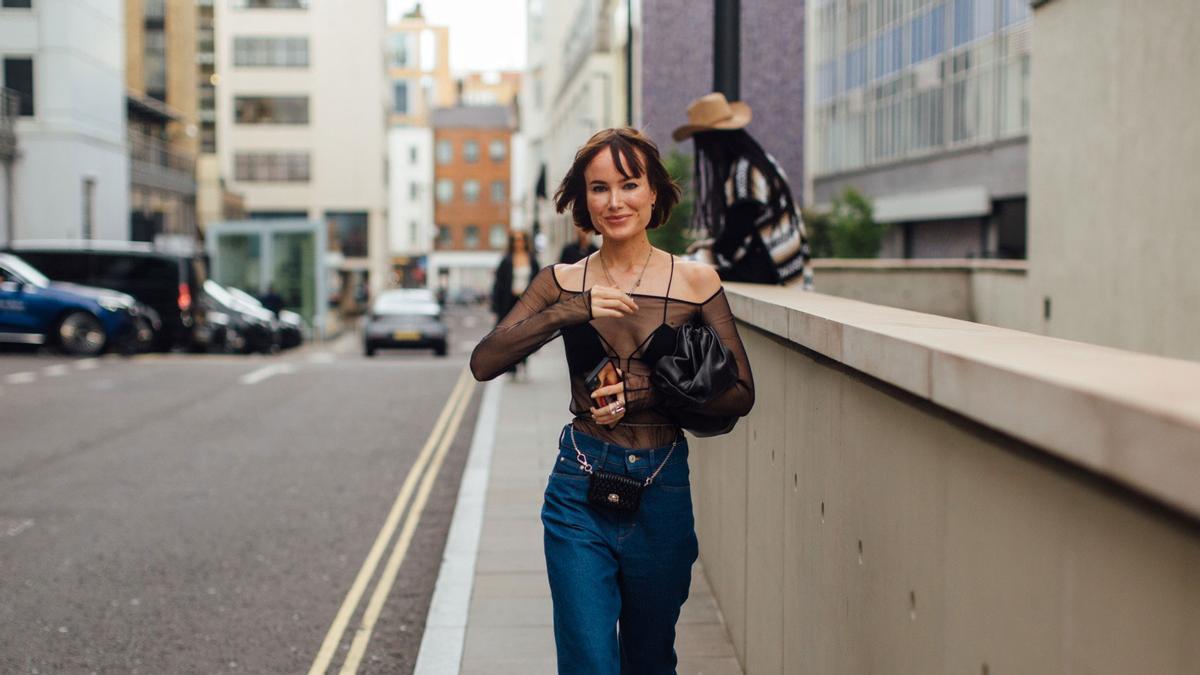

{"left": 0, "top": 305, "right": 495, "bottom": 674}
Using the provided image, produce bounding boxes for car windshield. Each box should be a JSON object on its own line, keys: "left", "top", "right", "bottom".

{"left": 373, "top": 295, "right": 440, "bottom": 317}
{"left": 0, "top": 254, "right": 50, "bottom": 288}
{"left": 228, "top": 287, "right": 264, "bottom": 307}
{"left": 203, "top": 279, "right": 236, "bottom": 306}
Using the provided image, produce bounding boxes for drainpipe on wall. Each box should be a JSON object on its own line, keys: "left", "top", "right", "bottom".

{"left": 713, "top": 0, "right": 740, "bottom": 100}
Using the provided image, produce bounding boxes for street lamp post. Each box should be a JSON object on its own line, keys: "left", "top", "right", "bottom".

{"left": 713, "top": 0, "right": 740, "bottom": 100}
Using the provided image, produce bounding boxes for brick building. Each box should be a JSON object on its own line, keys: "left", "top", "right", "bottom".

{"left": 430, "top": 105, "right": 516, "bottom": 293}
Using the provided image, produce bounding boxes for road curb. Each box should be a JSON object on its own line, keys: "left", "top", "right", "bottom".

{"left": 412, "top": 376, "right": 503, "bottom": 675}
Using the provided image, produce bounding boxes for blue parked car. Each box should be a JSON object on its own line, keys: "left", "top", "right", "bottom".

{"left": 0, "top": 252, "right": 138, "bottom": 356}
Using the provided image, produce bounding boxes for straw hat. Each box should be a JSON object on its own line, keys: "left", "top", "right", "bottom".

{"left": 671, "top": 92, "right": 753, "bottom": 142}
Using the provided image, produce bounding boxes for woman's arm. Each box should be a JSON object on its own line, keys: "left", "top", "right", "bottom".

{"left": 470, "top": 266, "right": 591, "bottom": 381}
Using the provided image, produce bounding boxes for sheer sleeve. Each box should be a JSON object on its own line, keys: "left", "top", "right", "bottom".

{"left": 693, "top": 289, "right": 755, "bottom": 416}
{"left": 470, "top": 266, "right": 592, "bottom": 381}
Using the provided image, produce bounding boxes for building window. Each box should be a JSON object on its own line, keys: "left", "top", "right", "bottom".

{"left": 489, "top": 224, "right": 506, "bottom": 249}
{"left": 463, "top": 140, "right": 479, "bottom": 162}
{"left": 143, "top": 17, "right": 166, "bottom": 101}
{"left": 436, "top": 179, "right": 453, "bottom": 203}
{"left": 235, "top": 96, "right": 309, "bottom": 124}
{"left": 462, "top": 180, "right": 480, "bottom": 203}
{"left": 233, "top": 0, "right": 309, "bottom": 9}
{"left": 1, "top": 1, "right": 34, "bottom": 8}
{"left": 233, "top": 37, "right": 309, "bottom": 67}
{"left": 436, "top": 140, "right": 453, "bottom": 164}
{"left": 2, "top": 57, "right": 34, "bottom": 116}
{"left": 201, "top": 121, "right": 216, "bottom": 153}
{"left": 392, "top": 80, "right": 409, "bottom": 114}
{"left": 409, "top": 145, "right": 418, "bottom": 164}
{"left": 409, "top": 181, "right": 419, "bottom": 200}
{"left": 389, "top": 32, "right": 415, "bottom": 68}
{"left": 234, "top": 151, "right": 310, "bottom": 182}
{"left": 490, "top": 181, "right": 506, "bottom": 203}
{"left": 489, "top": 139, "right": 506, "bottom": 161}
{"left": 326, "top": 211, "right": 368, "bottom": 258}
{"left": 436, "top": 225, "right": 452, "bottom": 248}
{"left": 464, "top": 225, "right": 480, "bottom": 249}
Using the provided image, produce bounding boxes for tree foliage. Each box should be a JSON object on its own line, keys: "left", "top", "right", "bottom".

{"left": 805, "top": 187, "right": 885, "bottom": 258}
{"left": 648, "top": 151, "right": 695, "bottom": 255}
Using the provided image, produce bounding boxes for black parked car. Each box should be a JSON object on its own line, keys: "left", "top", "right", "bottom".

{"left": 6, "top": 241, "right": 211, "bottom": 352}
{"left": 225, "top": 286, "right": 304, "bottom": 350}
{"left": 201, "top": 280, "right": 279, "bottom": 354}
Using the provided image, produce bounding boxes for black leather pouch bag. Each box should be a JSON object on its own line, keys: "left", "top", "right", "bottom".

{"left": 587, "top": 470, "right": 643, "bottom": 514}
{"left": 651, "top": 323, "right": 740, "bottom": 437}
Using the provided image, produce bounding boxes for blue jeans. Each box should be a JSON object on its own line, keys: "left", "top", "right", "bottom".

{"left": 541, "top": 424, "right": 700, "bottom": 675}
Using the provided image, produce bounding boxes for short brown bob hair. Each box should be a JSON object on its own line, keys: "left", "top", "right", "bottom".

{"left": 554, "top": 127, "right": 681, "bottom": 234}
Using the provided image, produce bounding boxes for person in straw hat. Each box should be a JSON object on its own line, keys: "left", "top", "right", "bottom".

{"left": 673, "top": 92, "right": 813, "bottom": 289}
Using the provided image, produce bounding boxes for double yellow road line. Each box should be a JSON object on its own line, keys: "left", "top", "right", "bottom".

{"left": 308, "top": 368, "right": 476, "bottom": 675}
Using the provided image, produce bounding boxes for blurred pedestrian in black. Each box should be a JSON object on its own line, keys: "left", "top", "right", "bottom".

{"left": 558, "top": 227, "right": 598, "bottom": 264}
{"left": 260, "top": 285, "right": 285, "bottom": 315}
{"left": 491, "top": 229, "right": 540, "bottom": 377}
{"left": 673, "top": 92, "right": 813, "bottom": 288}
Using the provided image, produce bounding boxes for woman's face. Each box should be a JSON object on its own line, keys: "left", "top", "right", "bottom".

{"left": 583, "top": 148, "right": 656, "bottom": 242}
{"left": 511, "top": 232, "right": 528, "bottom": 253}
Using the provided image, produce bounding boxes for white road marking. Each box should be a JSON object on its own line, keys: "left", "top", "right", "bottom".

{"left": 307, "top": 352, "right": 335, "bottom": 364}
{"left": 5, "top": 519, "right": 34, "bottom": 537}
{"left": 239, "top": 363, "right": 297, "bottom": 385}
{"left": 43, "top": 364, "right": 70, "bottom": 377}
{"left": 74, "top": 359, "right": 99, "bottom": 370}
{"left": 4, "top": 371, "right": 36, "bottom": 385}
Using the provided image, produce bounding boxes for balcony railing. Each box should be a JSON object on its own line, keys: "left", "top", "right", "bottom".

{"left": 128, "top": 129, "right": 195, "bottom": 174}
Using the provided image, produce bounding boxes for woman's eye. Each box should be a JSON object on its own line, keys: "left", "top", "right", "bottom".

{"left": 590, "top": 185, "right": 607, "bottom": 193}
{"left": 623, "top": 182, "right": 638, "bottom": 190}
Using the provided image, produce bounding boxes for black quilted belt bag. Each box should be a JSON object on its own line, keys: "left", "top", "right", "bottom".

{"left": 568, "top": 425, "right": 677, "bottom": 515}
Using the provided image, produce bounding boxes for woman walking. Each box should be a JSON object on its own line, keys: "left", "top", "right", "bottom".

{"left": 490, "top": 229, "right": 540, "bottom": 377}
{"left": 470, "top": 128, "right": 754, "bottom": 674}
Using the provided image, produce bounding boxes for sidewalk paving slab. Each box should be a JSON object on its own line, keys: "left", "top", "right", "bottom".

{"left": 457, "top": 343, "right": 744, "bottom": 675}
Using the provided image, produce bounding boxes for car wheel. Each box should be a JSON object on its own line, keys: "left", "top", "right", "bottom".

{"left": 365, "top": 344, "right": 376, "bottom": 357}
{"left": 56, "top": 311, "right": 107, "bottom": 356}
{"left": 434, "top": 342, "right": 447, "bottom": 357}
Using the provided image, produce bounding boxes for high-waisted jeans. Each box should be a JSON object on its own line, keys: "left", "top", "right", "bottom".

{"left": 541, "top": 424, "right": 699, "bottom": 675}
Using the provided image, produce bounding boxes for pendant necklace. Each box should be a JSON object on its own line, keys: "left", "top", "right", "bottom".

{"left": 599, "top": 245, "right": 654, "bottom": 295}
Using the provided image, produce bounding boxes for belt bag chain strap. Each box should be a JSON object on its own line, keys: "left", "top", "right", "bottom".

{"left": 570, "top": 425, "right": 677, "bottom": 514}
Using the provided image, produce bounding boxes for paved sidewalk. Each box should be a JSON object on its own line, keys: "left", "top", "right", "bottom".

{"left": 446, "top": 343, "right": 743, "bottom": 675}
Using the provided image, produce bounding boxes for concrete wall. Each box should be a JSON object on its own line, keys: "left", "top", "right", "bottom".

{"left": 689, "top": 284, "right": 1200, "bottom": 673}
{"left": 811, "top": 259, "right": 1032, "bottom": 332}
{"left": 0, "top": 0, "right": 129, "bottom": 243}
{"left": 1028, "top": 0, "right": 1200, "bottom": 360}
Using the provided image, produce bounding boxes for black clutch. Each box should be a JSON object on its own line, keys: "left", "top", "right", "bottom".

{"left": 586, "top": 470, "right": 643, "bottom": 514}
{"left": 651, "top": 322, "right": 740, "bottom": 437}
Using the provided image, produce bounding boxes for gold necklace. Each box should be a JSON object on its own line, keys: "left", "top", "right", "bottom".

{"left": 598, "top": 245, "right": 655, "bottom": 295}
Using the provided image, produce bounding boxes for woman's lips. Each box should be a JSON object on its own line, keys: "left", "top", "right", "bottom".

{"left": 605, "top": 214, "right": 631, "bottom": 225}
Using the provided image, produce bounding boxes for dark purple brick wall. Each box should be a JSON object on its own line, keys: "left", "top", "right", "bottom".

{"left": 641, "top": 0, "right": 806, "bottom": 199}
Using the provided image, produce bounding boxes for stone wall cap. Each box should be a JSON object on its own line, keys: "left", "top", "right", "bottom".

{"left": 725, "top": 282, "right": 1200, "bottom": 520}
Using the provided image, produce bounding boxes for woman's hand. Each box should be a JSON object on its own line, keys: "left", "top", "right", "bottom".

{"left": 589, "top": 284, "right": 638, "bottom": 319}
{"left": 589, "top": 377, "right": 626, "bottom": 426}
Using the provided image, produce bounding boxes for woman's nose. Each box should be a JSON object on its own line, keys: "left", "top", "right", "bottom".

{"left": 607, "top": 190, "right": 622, "bottom": 210}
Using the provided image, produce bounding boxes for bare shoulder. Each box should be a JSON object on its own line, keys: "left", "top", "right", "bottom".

{"left": 552, "top": 259, "right": 588, "bottom": 292}
{"left": 672, "top": 258, "right": 722, "bottom": 303}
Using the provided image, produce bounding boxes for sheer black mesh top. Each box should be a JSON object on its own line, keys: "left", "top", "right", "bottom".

{"left": 470, "top": 254, "right": 755, "bottom": 449}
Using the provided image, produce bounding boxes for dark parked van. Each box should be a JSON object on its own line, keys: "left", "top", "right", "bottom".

{"left": 5, "top": 241, "right": 211, "bottom": 351}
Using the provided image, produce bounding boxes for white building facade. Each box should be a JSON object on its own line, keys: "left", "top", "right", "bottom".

{"left": 386, "top": 126, "right": 432, "bottom": 276}
{"left": 522, "top": 0, "right": 633, "bottom": 260}
{"left": 213, "top": 0, "right": 389, "bottom": 295}
{"left": 0, "top": 0, "right": 129, "bottom": 245}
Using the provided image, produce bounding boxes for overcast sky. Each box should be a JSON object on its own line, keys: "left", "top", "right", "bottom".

{"left": 388, "top": 0, "right": 528, "bottom": 74}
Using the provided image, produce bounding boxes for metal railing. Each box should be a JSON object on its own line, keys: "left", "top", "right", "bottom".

{"left": 128, "top": 129, "right": 195, "bottom": 174}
